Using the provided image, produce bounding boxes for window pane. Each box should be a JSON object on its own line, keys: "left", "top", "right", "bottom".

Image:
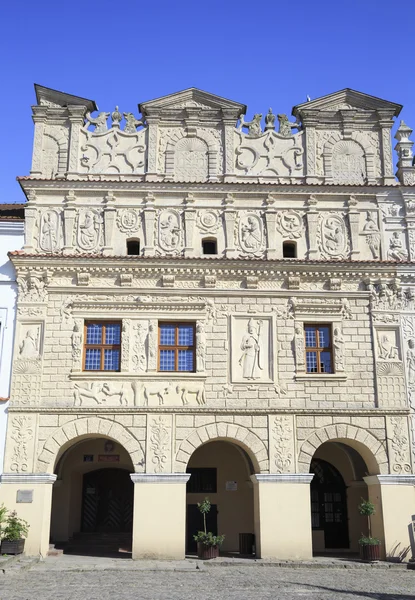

{"left": 104, "top": 349, "right": 120, "bottom": 371}
{"left": 305, "top": 327, "right": 316, "bottom": 348}
{"left": 318, "top": 327, "right": 330, "bottom": 348}
{"left": 306, "top": 351, "right": 318, "bottom": 373}
{"left": 105, "top": 323, "right": 121, "bottom": 345}
{"left": 178, "top": 325, "right": 194, "bottom": 346}
{"left": 159, "top": 349, "right": 175, "bottom": 371}
{"left": 178, "top": 349, "right": 194, "bottom": 371}
{"left": 85, "top": 348, "right": 101, "bottom": 370}
{"left": 160, "top": 324, "right": 175, "bottom": 346}
{"left": 86, "top": 324, "right": 102, "bottom": 345}
{"left": 320, "top": 351, "right": 332, "bottom": 373}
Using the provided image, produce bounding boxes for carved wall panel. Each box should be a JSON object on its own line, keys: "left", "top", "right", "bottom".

{"left": 174, "top": 137, "right": 208, "bottom": 182}
{"left": 146, "top": 415, "right": 172, "bottom": 473}
{"left": 75, "top": 209, "right": 104, "bottom": 252}
{"left": 39, "top": 209, "right": 63, "bottom": 252}
{"left": 73, "top": 381, "right": 133, "bottom": 407}
{"left": 269, "top": 415, "right": 295, "bottom": 473}
{"left": 79, "top": 126, "right": 147, "bottom": 174}
{"left": 276, "top": 210, "right": 304, "bottom": 239}
{"left": 132, "top": 321, "right": 149, "bottom": 372}
{"left": 7, "top": 415, "right": 35, "bottom": 473}
{"left": 116, "top": 209, "right": 141, "bottom": 234}
{"left": 386, "top": 416, "right": 412, "bottom": 473}
{"left": 332, "top": 140, "right": 366, "bottom": 184}
{"left": 236, "top": 212, "right": 265, "bottom": 257}
{"left": 317, "top": 213, "right": 349, "bottom": 259}
{"left": 157, "top": 209, "right": 182, "bottom": 255}
{"left": 230, "top": 315, "right": 274, "bottom": 384}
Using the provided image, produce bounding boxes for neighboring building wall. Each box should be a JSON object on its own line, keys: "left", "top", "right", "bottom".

{"left": 0, "top": 211, "right": 24, "bottom": 474}
{"left": 1, "top": 85, "right": 415, "bottom": 560}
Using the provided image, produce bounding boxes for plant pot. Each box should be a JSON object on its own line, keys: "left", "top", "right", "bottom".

{"left": 197, "top": 542, "right": 219, "bottom": 559}
{"left": 359, "top": 543, "right": 381, "bottom": 562}
{"left": 1, "top": 539, "right": 25, "bottom": 555}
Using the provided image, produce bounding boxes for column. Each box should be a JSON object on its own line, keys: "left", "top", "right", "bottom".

{"left": 63, "top": 190, "right": 76, "bottom": 254}
{"left": 67, "top": 106, "right": 86, "bottom": 176}
{"left": 183, "top": 209, "right": 196, "bottom": 258}
{"left": 30, "top": 107, "right": 48, "bottom": 176}
{"left": 130, "top": 473, "right": 190, "bottom": 559}
{"left": 305, "top": 196, "right": 319, "bottom": 259}
{"left": 103, "top": 192, "right": 116, "bottom": 256}
{"left": 347, "top": 195, "right": 360, "bottom": 259}
{"left": 145, "top": 117, "right": 159, "bottom": 180}
{"left": 250, "top": 474, "right": 314, "bottom": 559}
{"left": 364, "top": 474, "right": 415, "bottom": 560}
{"left": 0, "top": 473, "right": 57, "bottom": 557}
{"left": 223, "top": 210, "right": 237, "bottom": 258}
{"left": 264, "top": 211, "right": 277, "bottom": 259}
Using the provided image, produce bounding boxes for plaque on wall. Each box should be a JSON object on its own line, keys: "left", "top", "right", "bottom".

{"left": 83, "top": 454, "right": 94, "bottom": 462}
{"left": 98, "top": 455, "right": 120, "bottom": 462}
{"left": 225, "top": 481, "right": 238, "bottom": 491}
{"left": 16, "top": 490, "right": 33, "bottom": 503}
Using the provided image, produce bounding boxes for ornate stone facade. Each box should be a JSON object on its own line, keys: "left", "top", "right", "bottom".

{"left": 1, "top": 85, "right": 415, "bottom": 562}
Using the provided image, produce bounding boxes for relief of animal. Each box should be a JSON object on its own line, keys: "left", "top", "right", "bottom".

{"left": 176, "top": 382, "right": 206, "bottom": 406}
{"left": 143, "top": 381, "right": 173, "bottom": 406}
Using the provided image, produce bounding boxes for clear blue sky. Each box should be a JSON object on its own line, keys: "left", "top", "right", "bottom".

{"left": 1, "top": 0, "right": 415, "bottom": 203}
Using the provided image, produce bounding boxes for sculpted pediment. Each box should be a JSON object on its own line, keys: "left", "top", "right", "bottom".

{"left": 293, "top": 89, "right": 402, "bottom": 116}
{"left": 139, "top": 87, "right": 246, "bottom": 115}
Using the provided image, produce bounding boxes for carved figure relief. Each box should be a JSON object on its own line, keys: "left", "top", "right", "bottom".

{"left": 239, "top": 319, "right": 263, "bottom": 380}
{"left": 85, "top": 111, "right": 110, "bottom": 133}
{"left": 332, "top": 140, "right": 366, "bottom": 184}
{"left": 196, "top": 210, "right": 221, "bottom": 234}
{"left": 238, "top": 114, "right": 263, "bottom": 136}
{"left": 158, "top": 210, "right": 182, "bottom": 253}
{"left": 277, "top": 114, "right": 300, "bottom": 138}
{"left": 19, "top": 327, "right": 40, "bottom": 359}
{"left": 387, "top": 232, "right": 407, "bottom": 261}
{"left": 294, "top": 323, "right": 305, "bottom": 371}
{"left": 237, "top": 213, "right": 264, "bottom": 256}
{"left": 142, "top": 381, "right": 173, "bottom": 406}
{"left": 76, "top": 209, "right": 103, "bottom": 251}
{"left": 377, "top": 330, "right": 400, "bottom": 361}
{"left": 176, "top": 382, "right": 206, "bottom": 405}
{"left": 18, "top": 272, "right": 48, "bottom": 303}
{"left": 406, "top": 339, "right": 415, "bottom": 387}
{"left": 333, "top": 327, "right": 345, "bottom": 371}
{"left": 39, "top": 210, "right": 62, "bottom": 252}
{"left": 196, "top": 322, "right": 206, "bottom": 372}
{"left": 363, "top": 212, "right": 380, "bottom": 259}
{"left": 116, "top": 209, "right": 141, "bottom": 234}
{"left": 73, "top": 382, "right": 132, "bottom": 407}
{"left": 71, "top": 321, "right": 83, "bottom": 366}
{"left": 368, "top": 280, "right": 414, "bottom": 312}
{"left": 276, "top": 210, "right": 304, "bottom": 239}
{"left": 174, "top": 137, "right": 208, "bottom": 182}
{"left": 9, "top": 416, "right": 34, "bottom": 472}
{"left": 318, "top": 213, "right": 348, "bottom": 259}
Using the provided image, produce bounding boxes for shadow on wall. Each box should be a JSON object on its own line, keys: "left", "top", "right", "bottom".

{"left": 284, "top": 582, "right": 415, "bottom": 600}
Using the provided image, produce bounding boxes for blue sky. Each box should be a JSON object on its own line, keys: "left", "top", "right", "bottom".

{"left": 1, "top": 0, "right": 415, "bottom": 203}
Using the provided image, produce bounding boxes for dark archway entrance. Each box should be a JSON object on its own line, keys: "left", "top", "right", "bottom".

{"left": 82, "top": 468, "right": 133, "bottom": 533}
{"left": 310, "top": 458, "right": 349, "bottom": 549}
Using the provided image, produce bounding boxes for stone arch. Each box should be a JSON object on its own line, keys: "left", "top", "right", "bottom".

{"left": 175, "top": 423, "right": 268, "bottom": 473}
{"left": 298, "top": 424, "right": 388, "bottom": 475}
{"left": 165, "top": 129, "right": 219, "bottom": 181}
{"left": 42, "top": 130, "right": 68, "bottom": 177}
{"left": 37, "top": 417, "right": 145, "bottom": 474}
{"left": 322, "top": 131, "right": 376, "bottom": 184}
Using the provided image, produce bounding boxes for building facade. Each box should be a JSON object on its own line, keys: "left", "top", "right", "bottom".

{"left": 0, "top": 206, "right": 24, "bottom": 475}
{"left": 1, "top": 84, "right": 415, "bottom": 560}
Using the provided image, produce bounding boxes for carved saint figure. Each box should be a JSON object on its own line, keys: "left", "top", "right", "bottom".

{"left": 363, "top": 212, "right": 380, "bottom": 259}
{"left": 40, "top": 211, "right": 58, "bottom": 252}
{"left": 85, "top": 111, "right": 110, "bottom": 133}
{"left": 19, "top": 329, "right": 39, "bottom": 358}
{"left": 406, "top": 339, "right": 415, "bottom": 385}
{"left": 160, "top": 214, "right": 180, "bottom": 249}
{"left": 239, "top": 319, "right": 263, "bottom": 380}
{"left": 196, "top": 322, "right": 206, "bottom": 372}
{"left": 78, "top": 210, "right": 103, "bottom": 250}
{"left": 241, "top": 216, "right": 262, "bottom": 250}
{"left": 277, "top": 114, "right": 300, "bottom": 137}
{"left": 387, "top": 232, "right": 407, "bottom": 261}
{"left": 238, "top": 113, "right": 263, "bottom": 137}
{"left": 378, "top": 333, "right": 399, "bottom": 360}
{"left": 333, "top": 328, "right": 344, "bottom": 369}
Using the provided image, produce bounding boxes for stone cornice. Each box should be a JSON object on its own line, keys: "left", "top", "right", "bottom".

{"left": 251, "top": 474, "right": 314, "bottom": 484}
{"left": 7, "top": 406, "right": 410, "bottom": 415}
{"left": 0, "top": 473, "right": 57, "bottom": 484}
{"left": 130, "top": 473, "right": 191, "bottom": 484}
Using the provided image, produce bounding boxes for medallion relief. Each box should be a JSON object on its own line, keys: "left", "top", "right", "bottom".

{"left": 276, "top": 210, "right": 304, "bottom": 239}
{"left": 116, "top": 209, "right": 141, "bottom": 234}
{"left": 236, "top": 213, "right": 265, "bottom": 257}
{"left": 158, "top": 210, "right": 182, "bottom": 254}
{"left": 318, "top": 213, "right": 349, "bottom": 259}
{"left": 76, "top": 209, "right": 104, "bottom": 252}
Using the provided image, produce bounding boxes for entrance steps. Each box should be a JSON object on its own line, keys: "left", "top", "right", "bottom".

{"left": 54, "top": 532, "right": 132, "bottom": 556}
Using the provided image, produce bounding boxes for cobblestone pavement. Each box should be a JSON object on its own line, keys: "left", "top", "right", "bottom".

{"left": 1, "top": 561, "right": 414, "bottom": 600}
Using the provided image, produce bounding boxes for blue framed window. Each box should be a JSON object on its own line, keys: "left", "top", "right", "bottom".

{"left": 304, "top": 324, "right": 333, "bottom": 374}
{"left": 158, "top": 323, "right": 195, "bottom": 372}
{"left": 84, "top": 322, "right": 121, "bottom": 371}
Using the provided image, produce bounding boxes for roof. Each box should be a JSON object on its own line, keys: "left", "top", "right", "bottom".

{"left": 139, "top": 87, "right": 246, "bottom": 115}
{"left": 0, "top": 203, "right": 25, "bottom": 220}
{"left": 293, "top": 88, "right": 402, "bottom": 117}
{"left": 34, "top": 84, "right": 98, "bottom": 112}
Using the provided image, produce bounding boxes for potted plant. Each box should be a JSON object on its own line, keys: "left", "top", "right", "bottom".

{"left": 193, "top": 497, "right": 225, "bottom": 559}
{"left": 1, "top": 510, "right": 29, "bottom": 555}
{"left": 358, "top": 499, "right": 381, "bottom": 561}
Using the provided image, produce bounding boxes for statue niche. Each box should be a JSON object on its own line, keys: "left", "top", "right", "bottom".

{"left": 174, "top": 137, "right": 208, "bottom": 182}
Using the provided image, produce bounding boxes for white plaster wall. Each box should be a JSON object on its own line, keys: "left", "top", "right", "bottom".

{"left": 0, "top": 220, "right": 24, "bottom": 474}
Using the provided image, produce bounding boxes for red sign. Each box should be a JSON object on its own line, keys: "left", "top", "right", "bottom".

{"left": 98, "top": 454, "right": 120, "bottom": 462}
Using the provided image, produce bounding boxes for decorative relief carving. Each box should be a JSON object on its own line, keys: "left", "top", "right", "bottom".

{"left": 39, "top": 210, "right": 63, "bottom": 252}
{"left": 18, "top": 271, "right": 48, "bottom": 303}
{"left": 236, "top": 213, "right": 265, "bottom": 257}
{"left": 196, "top": 321, "right": 206, "bottom": 372}
{"left": 273, "top": 416, "right": 293, "bottom": 473}
{"left": 332, "top": 140, "right": 366, "bottom": 184}
{"left": 9, "top": 416, "right": 34, "bottom": 472}
{"left": 73, "top": 382, "right": 131, "bottom": 407}
{"left": 387, "top": 417, "right": 411, "bottom": 473}
{"left": 71, "top": 320, "right": 83, "bottom": 369}
{"left": 116, "top": 209, "right": 141, "bottom": 234}
{"left": 176, "top": 382, "right": 206, "bottom": 405}
{"left": 196, "top": 210, "right": 221, "bottom": 234}
{"left": 175, "top": 137, "right": 208, "bottom": 182}
{"left": 121, "top": 319, "right": 131, "bottom": 371}
{"left": 148, "top": 416, "right": 171, "bottom": 473}
{"left": 76, "top": 209, "right": 104, "bottom": 252}
{"left": 18, "top": 325, "right": 41, "bottom": 359}
{"left": 132, "top": 321, "right": 148, "bottom": 372}
{"left": 376, "top": 330, "right": 400, "bottom": 361}
{"left": 333, "top": 326, "right": 345, "bottom": 371}
{"left": 294, "top": 322, "right": 305, "bottom": 371}
{"left": 318, "top": 213, "right": 349, "bottom": 259}
{"left": 387, "top": 232, "right": 408, "bottom": 261}
{"left": 158, "top": 210, "right": 182, "bottom": 254}
{"left": 368, "top": 280, "right": 414, "bottom": 312}
{"left": 276, "top": 210, "right": 304, "bottom": 239}
{"left": 147, "top": 320, "right": 158, "bottom": 371}
{"left": 231, "top": 316, "right": 273, "bottom": 383}
{"left": 363, "top": 212, "right": 380, "bottom": 259}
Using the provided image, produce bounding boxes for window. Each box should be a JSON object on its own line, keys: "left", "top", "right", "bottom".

{"left": 202, "top": 238, "right": 217, "bottom": 255}
{"left": 304, "top": 324, "right": 332, "bottom": 373}
{"left": 127, "top": 239, "right": 140, "bottom": 255}
{"left": 84, "top": 322, "right": 121, "bottom": 371}
{"left": 283, "top": 241, "right": 297, "bottom": 258}
{"left": 186, "top": 468, "right": 217, "bottom": 493}
{"left": 158, "top": 322, "right": 195, "bottom": 372}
